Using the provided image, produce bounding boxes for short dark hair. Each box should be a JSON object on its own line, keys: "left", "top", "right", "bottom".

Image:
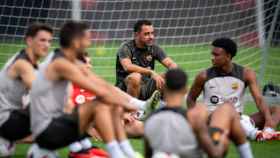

{"left": 25, "top": 22, "right": 53, "bottom": 39}
{"left": 212, "top": 38, "right": 237, "bottom": 58}
{"left": 165, "top": 68, "right": 188, "bottom": 91}
{"left": 59, "top": 21, "right": 89, "bottom": 48}
{"left": 133, "top": 20, "right": 153, "bottom": 33}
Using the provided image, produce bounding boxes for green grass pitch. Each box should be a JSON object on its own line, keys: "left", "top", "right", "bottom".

{"left": 0, "top": 44, "right": 279, "bottom": 158}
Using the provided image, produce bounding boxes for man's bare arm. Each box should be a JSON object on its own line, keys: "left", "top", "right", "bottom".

{"left": 245, "top": 68, "right": 275, "bottom": 128}
{"left": 13, "top": 60, "right": 36, "bottom": 89}
{"left": 187, "top": 71, "right": 207, "bottom": 108}
{"left": 121, "top": 58, "right": 165, "bottom": 89}
{"left": 52, "top": 58, "right": 136, "bottom": 111}
{"left": 161, "top": 57, "right": 177, "bottom": 69}
{"left": 120, "top": 58, "right": 154, "bottom": 75}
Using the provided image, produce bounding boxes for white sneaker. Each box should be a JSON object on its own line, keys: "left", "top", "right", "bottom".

{"left": 27, "top": 143, "right": 59, "bottom": 158}
{"left": 0, "top": 137, "right": 15, "bottom": 157}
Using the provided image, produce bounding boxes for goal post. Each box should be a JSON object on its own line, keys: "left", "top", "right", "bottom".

{"left": 72, "top": 0, "right": 81, "bottom": 21}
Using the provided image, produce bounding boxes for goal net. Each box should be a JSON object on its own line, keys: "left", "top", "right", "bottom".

{"left": 0, "top": 0, "right": 279, "bottom": 85}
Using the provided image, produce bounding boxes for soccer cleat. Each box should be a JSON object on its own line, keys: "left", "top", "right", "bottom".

{"left": 0, "top": 137, "right": 15, "bottom": 157}
{"left": 87, "top": 147, "right": 109, "bottom": 157}
{"left": 68, "top": 151, "right": 93, "bottom": 158}
{"left": 256, "top": 130, "right": 280, "bottom": 141}
{"left": 69, "top": 147, "right": 109, "bottom": 158}
{"left": 142, "top": 90, "right": 161, "bottom": 120}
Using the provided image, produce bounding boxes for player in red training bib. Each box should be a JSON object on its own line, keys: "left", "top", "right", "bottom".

{"left": 71, "top": 51, "right": 96, "bottom": 106}
{"left": 67, "top": 52, "right": 108, "bottom": 158}
{"left": 71, "top": 83, "right": 96, "bottom": 105}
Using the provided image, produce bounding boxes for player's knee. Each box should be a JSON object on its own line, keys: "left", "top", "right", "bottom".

{"left": 188, "top": 103, "right": 208, "bottom": 122}
{"left": 125, "top": 73, "right": 141, "bottom": 87}
{"left": 195, "top": 103, "right": 208, "bottom": 117}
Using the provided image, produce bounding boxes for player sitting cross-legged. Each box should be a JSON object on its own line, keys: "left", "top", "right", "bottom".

{"left": 64, "top": 52, "right": 108, "bottom": 158}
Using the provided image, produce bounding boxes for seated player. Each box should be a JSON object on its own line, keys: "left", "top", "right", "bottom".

{"left": 66, "top": 52, "right": 154, "bottom": 143}
{"left": 29, "top": 21, "right": 157, "bottom": 158}
{"left": 116, "top": 20, "right": 177, "bottom": 100}
{"left": 145, "top": 68, "right": 254, "bottom": 158}
{"left": 64, "top": 52, "right": 108, "bottom": 158}
{"left": 0, "top": 23, "right": 53, "bottom": 157}
{"left": 187, "top": 38, "right": 280, "bottom": 141}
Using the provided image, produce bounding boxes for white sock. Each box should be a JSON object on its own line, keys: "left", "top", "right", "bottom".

{"left": 129, "top": 98, "right": 146, "bottom": 110}
{"left": 119, "top": 139, "right": 135, "bottom": 158}
{"left": 35, "top": 145, "right": 58, "bottom": 157}
{"left": 238, "top": 142, "right": 254, "bottom": 158}
{"left": 69, "top": 142, "right": 83, "bottom": 153}
{"left": 106, "top": 140, "right": 126, "bottom": 158}
{"left": 80, "top": 138, "right": 92, "bottom": 150}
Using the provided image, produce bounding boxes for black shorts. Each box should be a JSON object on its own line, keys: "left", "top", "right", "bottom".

{"left": 0, "top": 108, "right": 31, "bottom": 141}
{"left": 36, "top": 108, "right": 86, "bottom": 150}
{"left": 117, "top": 76, "right": 156, "bottom": 100}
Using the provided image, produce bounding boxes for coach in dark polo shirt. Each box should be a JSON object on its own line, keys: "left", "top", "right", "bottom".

{"left": 116, "top": 20, "right": 177, "bottom": 100}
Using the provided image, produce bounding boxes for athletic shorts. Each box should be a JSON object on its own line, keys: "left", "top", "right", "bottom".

{"left": 35, "top": 108, "right": 86, "bottom": 150}
{"left": 117, "top": 76, "right": 156, "bottom": 100}
{"left": 0, "top": 107, "right": 31, "bottom": 141}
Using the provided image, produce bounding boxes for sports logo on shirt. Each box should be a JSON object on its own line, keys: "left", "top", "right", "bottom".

{"left": 210, "top": 95, "right": 219, "bottom": 104}
{"left": 75, "top": 94, "right": 86, "bottom": 104}
{"left": 231, "top": 82, "right": 239, "bottom": 90}
{"left": 146, "top": 54, "right": 153, "bottom": 62}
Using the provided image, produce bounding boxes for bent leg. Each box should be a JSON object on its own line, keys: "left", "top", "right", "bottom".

{"left": 270, "top": 106, "right": 280, "bottom": 127}
{"left": 78, "top": 100, "right": 115, "bottom": 143}
{"left": 78, "top": 100, "right": 127, "bottom": 158}
{"left": 0, "top": 109, "right": 31, "bottom": 142}
{"left": 125, "top": 73, "right": 142, "bottom": 98}
{"left": 111, "top": 106, "right": 136, "bottom": 158}
{"left": 250, "top": 106, "right": 280, "bottom": 129}
{"left": 210, "top": 103, "right": 253, "bottom": 158}
{"left": 210, "top": 103, "right": 247, "bottom": 146}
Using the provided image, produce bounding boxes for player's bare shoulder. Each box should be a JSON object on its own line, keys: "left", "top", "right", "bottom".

{"left": 8, "top": 59, "right": 34, "bottom": 79}
{"left": 243, "top": 66, "right": 257, "bottom": 83}
{"left": 195, "top": 70, "right": 208, "bottom": 85}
